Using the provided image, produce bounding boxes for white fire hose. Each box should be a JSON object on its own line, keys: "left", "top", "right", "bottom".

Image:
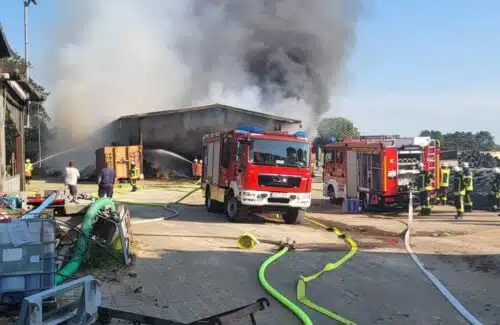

{"left": 405, "top": 191, "right": 483, "bottom": 325}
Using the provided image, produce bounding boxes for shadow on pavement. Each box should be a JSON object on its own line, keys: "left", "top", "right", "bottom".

{"left": 101, "top": 247, "right": 500, "bottom": 325}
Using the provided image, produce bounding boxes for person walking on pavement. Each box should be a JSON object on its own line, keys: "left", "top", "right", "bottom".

{"left": 462, "top": 162, "right": 474, "bottom": 212}
{"left": 416, "top": 162, "right": 434, "bottom": 216}
{"left": 64, "top": 161, "right": 80, "bottom": 204}
{"left": 490, "top": 167, "right": 500, "bottom": 213}
{"left": 436, "top": 162, "right": 451, "bottom": 205}
{"left": 98, "top": 162, "right": 116, "bottom": 198}
{"left": 452, "top": 165, "right": 466, "bottom": 219}
{"left": 129, "top": 161, "right": 139, "bottom": 192}
{"left": 25, "top": 159, "right": 33, "bottom": 185}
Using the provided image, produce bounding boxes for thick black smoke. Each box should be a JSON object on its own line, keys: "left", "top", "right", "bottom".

{"left": 178, "top": 0, "right": 363, "bottom": 126}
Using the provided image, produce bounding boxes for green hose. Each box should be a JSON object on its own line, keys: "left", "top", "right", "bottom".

{"left": 56, "top": 198, "right": 115, "bottom": 284}
{"left": 258, "top": 247, "right": 313, "bottom": 325}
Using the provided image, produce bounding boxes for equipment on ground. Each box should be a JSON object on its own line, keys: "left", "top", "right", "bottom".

{"left": 201, "top": 125, "right": 312, "bottom": 224}
{"left": 16, "top": 275, "right": 269, "bottom": 325}
{"left": 322, "top": 135, "right": 441, "bottom": 211}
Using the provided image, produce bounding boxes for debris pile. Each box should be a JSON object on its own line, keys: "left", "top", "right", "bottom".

{"left": 452, "top": 151, "right": 499, "bottom": 210}
{"left": 0, "top": 195, "right": 133, "bottom": 314}
{"left": 458, "top": 151, "right": 500, "bottom": 168}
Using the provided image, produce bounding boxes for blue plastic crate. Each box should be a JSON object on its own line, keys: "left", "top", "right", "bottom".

{"left": 0, "top": 219, "right": 56, "bottom": 305}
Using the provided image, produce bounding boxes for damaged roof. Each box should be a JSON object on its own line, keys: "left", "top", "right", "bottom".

{"left": 0, "top": 23, "right": 13, "bottom": 59}
{"left": 118, "top": 103, "right": 302, "bottom": 124}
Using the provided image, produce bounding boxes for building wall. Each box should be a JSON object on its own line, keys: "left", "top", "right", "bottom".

{"left": 112, "top": 106, "right": 301, "bottom": 159}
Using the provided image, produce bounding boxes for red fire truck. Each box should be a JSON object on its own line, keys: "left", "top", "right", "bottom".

{"left": 322, "top": 135, "right": 440, "bottom": 211}
{"left": 202, "top": 125, "right": 312, "bottom": 224}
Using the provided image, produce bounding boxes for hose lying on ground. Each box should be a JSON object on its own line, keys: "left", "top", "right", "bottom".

{"left": 258, "top": 246, "right": 313, "bottom": 325}
{"left": 299, "top": 217, "right": 358, "bottom": 325}
{"left": 56, "top": 198, "right": 115, "bottom": 284}
{"left": 405, "top": 192, "right": 483, "bottom": 325}
{"left": 257, "top": 217, "right": 358, "bottom": 324}
{"left": 114, "top": 188, "right": 200, "bottom": 224}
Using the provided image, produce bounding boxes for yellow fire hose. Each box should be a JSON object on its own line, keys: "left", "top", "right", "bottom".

{"left": 256, "top": 216, "right": 358, "bottom": 324}
{"left": 299, "top": 217, "right": 358, "bottom": 324}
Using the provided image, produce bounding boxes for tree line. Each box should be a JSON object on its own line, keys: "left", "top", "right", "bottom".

{"left": 314, "top": 117, "right": 498, "bottom": 152}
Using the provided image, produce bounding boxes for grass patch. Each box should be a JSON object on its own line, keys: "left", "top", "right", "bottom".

{"left": 83, "top": 235, "right": 138, "bottom": 271}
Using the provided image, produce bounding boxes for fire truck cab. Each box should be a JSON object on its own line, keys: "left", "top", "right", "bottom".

{"left": 202, "top": 125, "right": 312, "bottom": 224}
{"left": 322, "top": 135, "right": 440, "bottom": 211}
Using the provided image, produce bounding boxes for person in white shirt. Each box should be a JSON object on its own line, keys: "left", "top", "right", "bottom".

{"left": 65, "top": 161, "right": 80, "bottom": 203}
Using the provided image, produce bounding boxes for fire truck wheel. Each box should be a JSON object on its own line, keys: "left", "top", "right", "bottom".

{"left": 224, "top": 193, "right": 241, "bottom": 222}
{"left": 283, "top": 208, "right": 305, "bottom": 224}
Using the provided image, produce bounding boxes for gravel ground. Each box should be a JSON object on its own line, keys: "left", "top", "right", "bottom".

{"left": 96, "top": 185, "right": 500, "bottom": 325}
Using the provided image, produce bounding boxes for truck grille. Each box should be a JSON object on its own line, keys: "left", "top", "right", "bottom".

{"left": 258, "top": 174, "right": 301, "bottom": 188}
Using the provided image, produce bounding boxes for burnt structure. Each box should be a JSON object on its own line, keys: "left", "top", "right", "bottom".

{"left": 0, "top": 23, "right": 43, "bottom": 192}
{"left": 109, "top": 103, "right": 302, "bottom": 160}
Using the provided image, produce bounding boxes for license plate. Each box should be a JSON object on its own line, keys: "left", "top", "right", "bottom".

{"left": 270, "top": 192, "right": 288, "bottom": 198}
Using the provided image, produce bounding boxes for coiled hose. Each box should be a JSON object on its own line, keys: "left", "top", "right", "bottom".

{"left": 257, "top": 217, "right": 358, "bottom": 324}
{"left": 56, "top": 198, "right": 114, "bottom": 284}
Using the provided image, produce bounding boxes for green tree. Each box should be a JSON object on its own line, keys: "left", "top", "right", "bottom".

{"left": 474, "top": 131, "right": 495, "bottom": 151}
{"left": 419, "top": 130, "right": 444, "bottom": 146}
{"left": 316, "top": 117, "right": 360, "bottom": 143}
{"left": 4, "top": 51, "right": 51, "bottom": 164}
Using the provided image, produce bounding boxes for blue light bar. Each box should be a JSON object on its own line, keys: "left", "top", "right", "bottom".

{"left": 327, "top": 136, "right": 337, "bottom": 144}
{"left": 235, "top": 125, "right": 264, "bottom": 133}
{"left": 295, "top": 131, "right": 308, "bottom": 138}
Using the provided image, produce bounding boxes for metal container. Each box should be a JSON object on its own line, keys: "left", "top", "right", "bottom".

{"left": 95, "top": 145, "right": 143, "bottom": 181}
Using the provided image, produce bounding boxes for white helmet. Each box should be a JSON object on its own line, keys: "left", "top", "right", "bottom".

{"left": 442, "top": 162, "right": 449, "bottom": 168}
{"left": 494, "top": 167, "right": 500, "bottom": 174}
{"left": 417, "top": 162, "right": 424, "bottom": 169}
{"left": 452, "top": 165, "right": 460, "bottom": 173}
{"left": 462, "top": 162, "right": 469, "bottom": 169}
{"left": 194, "top": 159, "right": 198, "bottom": 163}
{"left": 26, "top": 159, "right": 30, "bottom": 163}
{"left": 131, "top": 161, "right": 135, "bottom": 165}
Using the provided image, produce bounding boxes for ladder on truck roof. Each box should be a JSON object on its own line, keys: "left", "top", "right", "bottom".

{"left": 427, "top": 139, "right": 438, "bottom": 188}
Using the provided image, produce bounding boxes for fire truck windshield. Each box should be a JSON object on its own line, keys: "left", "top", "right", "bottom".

{"left": 248, "top": 138, "right": 309, "bottom": 167}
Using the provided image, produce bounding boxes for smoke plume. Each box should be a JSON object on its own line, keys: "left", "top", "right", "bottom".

{"left": 47, "top": 0, "right": 362, "bottom": 148}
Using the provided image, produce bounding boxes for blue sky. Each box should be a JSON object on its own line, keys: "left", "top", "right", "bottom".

{"left": 1, "top": 1, "right": 500, "bottom": 138}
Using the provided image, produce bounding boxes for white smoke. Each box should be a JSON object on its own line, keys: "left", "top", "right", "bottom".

{"left": 46, "top": 0, "right": 362, "bottom": 148}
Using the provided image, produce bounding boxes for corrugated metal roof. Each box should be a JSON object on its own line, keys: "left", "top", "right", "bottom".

{"left": 0, "top": 23, "right": 13, "bottom": 59}
{"left": 118, "top": 103, "right": 301, "bottom": 124}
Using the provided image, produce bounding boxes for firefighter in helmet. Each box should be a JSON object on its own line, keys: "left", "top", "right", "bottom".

{"left": 461, "top": 162, "right": 474, "bottom": 212}
{"left": 416, "top": 162, "right": 434, "bottom": 216}
{"left": 129, "top": 161, "right": 139, "bottom": 192}
{"left": 452, "top": 165, "right": 465, "bottom": 219}
{"left": 436, "top": 162, "right": 450, "bottom": 205}
{"left": 490, "top": 167, "right": 500, "bottom": 213}
{"left": 25, "top": 159, "right": 33, "bottom": 185}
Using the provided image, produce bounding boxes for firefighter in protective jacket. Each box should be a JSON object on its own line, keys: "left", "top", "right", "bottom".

{"left": 462, "top": 162, "right": 474, "bottom": 212}
{"left": 452, "top": 165, "right": 466, "bottom": 219}
{"left": 416, "top": 162, "right": 434, "bottom": 216}
{"left": 490, "top": 167, "right": 500, "bottom": 213}
{"left": 436, "top": 162, "right": 450, "bottom": 205}
{"left": 129, "top": 161, "right": 139, "bottom": 192}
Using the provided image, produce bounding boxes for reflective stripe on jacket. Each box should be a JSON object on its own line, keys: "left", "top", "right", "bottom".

{"left": 130, "top": 166, "right": 138, "bottom": 179}
{"left": 453, "top": 173, "right": 466, "bottom": 196}
{"left": 25, "top": 163, "right": 33, "bottom": 176}
{"left": 440, "top": 168, "right": 450, "bottom": 187}
{"left": 417, "top": 171, "right": 433, "bottom": 191}
{"left": 463, "top": 169, "right": 473, "bottom": 191}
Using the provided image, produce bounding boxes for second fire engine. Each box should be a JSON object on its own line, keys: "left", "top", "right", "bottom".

{"left": 322, "top": 135, "right": 440, "bottom": 211}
